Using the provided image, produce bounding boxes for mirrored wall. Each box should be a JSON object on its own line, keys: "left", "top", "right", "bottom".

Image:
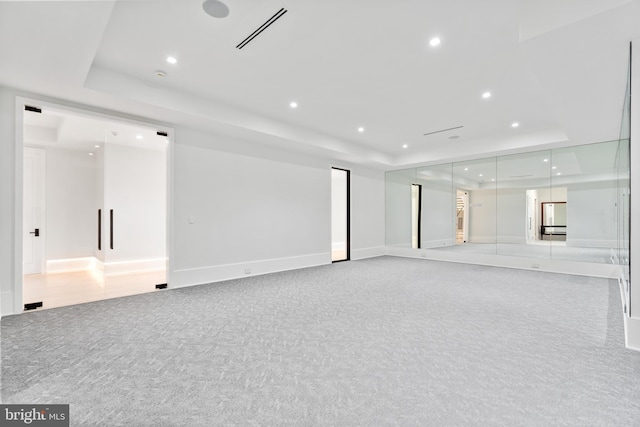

{"left": 386, "top": 138, "right": 630, "bottom": 265}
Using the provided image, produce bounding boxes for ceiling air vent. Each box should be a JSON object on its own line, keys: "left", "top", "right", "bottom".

{"left": 236, "top": 8, "right": 288, "bottom": 50}
{"left": 25, "top": 105, "right": 42, "bottom": 113}
{"left": 423, "top": 126, "right": 463, "bottom": 137}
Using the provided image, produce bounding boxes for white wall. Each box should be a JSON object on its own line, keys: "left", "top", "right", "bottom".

{"left": 566, "top": 181, "right": 617, "bottom": 248}
{"left": 350, "top": 167, "right": 385, "bottom": 259}
{"left": 169, "top": 127, "right": 386, "bottom": 288}
{"left": 44, "top": 148, "right": 97, "bottom": 260}
{"left": 385, "top": 169, "right": 413, "bottom": 248}
{"left": 496, "top": 188, "right": 526, "bottom": 244}
{"left": 468, "top": 189, "right": 497, "bottom": 243}
{"left": 0, "top": 86, "right": 17, "bottom": 314}
{"left": 420, "top": 180, "right": 454, "bottom": 248}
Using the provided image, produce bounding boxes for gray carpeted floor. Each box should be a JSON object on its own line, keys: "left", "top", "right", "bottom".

{"left": 2, "top": 256, "right": 640, "bottom": 426}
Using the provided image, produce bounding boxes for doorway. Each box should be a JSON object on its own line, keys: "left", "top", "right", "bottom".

{"left": 456, "top": 190, "right": 468, "bottom": 243}
{"left": 19, "top": 102, "right": 171, "bottom": 311}
{"left": 411, "top": 184, "right": 422, "bottom": 249}
{"left": 331, "top": 168, "right": 350, "bottom": 262}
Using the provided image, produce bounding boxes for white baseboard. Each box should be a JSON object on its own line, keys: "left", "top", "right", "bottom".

{"left": 566, "top": 239, "right": 617, "bottom": 248}
{"left": 422, "top": 239, "right": 455, "bottom": 249}
{"left": 496, "top": 236, "right": 526, "bottom": 244}
{"left": 386, "top": 246, "right": 621, "bottom": 279}
{"left": 351, "top": 246, "right": 386, "bottom": 260}
{"left": 1, "top": 290, "right": 15, "bottom": 317}
{"left": 171, "top": 252, "right": 330, "bottom": 289}
{"left": 46, "top": 257, "right": 97, "bottom": 274}
{"left": 626, "top": 317, "right": 640, "bottom": 352}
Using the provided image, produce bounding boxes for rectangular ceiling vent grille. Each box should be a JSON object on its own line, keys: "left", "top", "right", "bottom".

{"left": 236, "top": 8, "right": 288, "bottom": 50}
{"left": 423, "top": 126, "right": 464, "bottom": 136}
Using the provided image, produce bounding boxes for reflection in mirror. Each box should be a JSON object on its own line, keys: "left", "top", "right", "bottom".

{"left": 550, "top": 140, "right": 620, "bottom": 263}
{"left": 449, "top": 158, "right": 497, "bottom": 254}
{"left": 384, "top": 139, "right": 630, "bottom": 266}
{"left": 541, "top": 202, "right": 566, "bottom": 241}
{"left": 496, "top": 150, "right": 551, "bottom": 258}
{"left": 411, "top": 184, "right": 422, "bottom": 249}
{"left": 416, "top": 163, "right": 454, "bottom": 250}
{"left": 385, "top": 168, "right": 416, "bottom": 248}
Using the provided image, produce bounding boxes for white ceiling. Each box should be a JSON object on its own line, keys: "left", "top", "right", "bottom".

{"left": 1, "top": 0, "right": 638, "bottom": 169}
{"left": 23, "top": 108, "right": 169, "bottom": 153}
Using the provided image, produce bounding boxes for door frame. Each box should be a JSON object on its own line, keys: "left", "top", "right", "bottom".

{"left": 331, "top": 167, "right": 350, "bottom": 262}
{"left": 14, "top": 96, "right": 175, "bottom": 314}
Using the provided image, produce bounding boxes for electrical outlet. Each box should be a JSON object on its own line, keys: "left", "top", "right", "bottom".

{"left": 531, "top": 263, "right": 540, "bottom": 269}
{"left": 244, "top": 268, "right": 251, "bottom": 275}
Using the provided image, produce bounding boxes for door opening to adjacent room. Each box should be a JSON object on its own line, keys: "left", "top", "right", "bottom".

{"left": 20, "top": 103, "right": 170, "bottom": 311}
{"left": 331, "top": 168, "right": 350, "bottom": 262}
{"left": 456, "top": 190, "right": 468, "bottom": 244}
{"left": 411, "top": 184, "right": 421, "bottom": 249}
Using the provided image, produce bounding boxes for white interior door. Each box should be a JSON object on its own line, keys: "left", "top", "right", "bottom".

{"left": 23, "top": 147, "right": 45, "bottom": 275}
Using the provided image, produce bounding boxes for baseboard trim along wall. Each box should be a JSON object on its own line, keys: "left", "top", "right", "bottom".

{"left": 46, "top": 257, "right": 97, "bottom": 274}
{"left": 386, "top": 246, "right": 621, "bottom": 279}
{"left": 625, "top": 317, "right": 640, "bottom": 352}
{"left": 1, "top": 291, "right": 14, "bottom": 317}
{"left": 171, "top": 252, "right": 330, "bottom": 289}
{"left": 351, "top": 246, "right": 386, "bottom": 260}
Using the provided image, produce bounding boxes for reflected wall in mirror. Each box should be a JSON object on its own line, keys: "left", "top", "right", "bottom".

{"left": 550, "top": 140, "right": 619, "bottom": 263}
{"left": 496, "top": 150, "right": 551, "bottom": 259}
{"left": 385, "top": 138, "right": 630, "bottom": 265}
{"left": 385, "top": 168, "right": 415, "bottom": 248}
{"left": 416, "top": 163, "right": 454, "bottom": 250}
{"left": 449, "top": 158, "right": 497, "bottom": 254}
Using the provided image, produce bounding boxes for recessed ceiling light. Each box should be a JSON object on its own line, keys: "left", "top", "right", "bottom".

{"left": 402, "top": 144, "right": 408, "bottom": 149}
{"left": 543, "top": 158, "right": 549, "bottom": 162}
{"left": 482, "top": 91, "right": 492, "bottom": 99}
{"left": 464, "top": 168, "right": 468, "bottom": 171}
{"left": 491, "top": 178, "right": 495, "bottom": 182}
{"left": 88, "top": 153, "right": 94, "bottom": 156}
{"left": 155, "top": 70, "right": 167, "bottom": 78}
{"left": 167, "top": 56, "right": 177, "bottom": 65}
{"left": 429, "top": 37, "right": 441, "bottom": 47}
{"left": 552, "top": 166, "right": 557, "bottom": 170}
{"left": 289, "top": 101, "right": 298, "bottom": 108}
{"left": 136, "top": 135, "right": 143, "bottom": 140}
{"left": 556, "top": 172, "right": 562, "bottom": 176}
{"left": 479, "top": 173, "right": 483, "bottom": 177}
{"left": 511, "top": 122, "right": 519, "bottom": 128}
{"left": 358, "top": 127, "right": 365, "bottom": 132}
{"left": 94, "top": 144, "right": 100, "bottom": 148}
{"left": 202, "top": 0, "right": 229, "bottom": 18}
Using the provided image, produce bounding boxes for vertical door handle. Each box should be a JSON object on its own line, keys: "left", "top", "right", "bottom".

{"left": 110, "top": 209, "right": 114, "bottom": 249}
{"left": 29, "top": 228, "right": 40, "bottom": 237}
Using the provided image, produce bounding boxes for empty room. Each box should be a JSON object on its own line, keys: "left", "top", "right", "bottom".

{"left": 1, "top": 1, "right": 640, "bottom": 425}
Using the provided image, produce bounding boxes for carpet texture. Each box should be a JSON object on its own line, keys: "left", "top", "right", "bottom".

{"left": 2, "top": 256, "right": 640, "bottom": 426}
